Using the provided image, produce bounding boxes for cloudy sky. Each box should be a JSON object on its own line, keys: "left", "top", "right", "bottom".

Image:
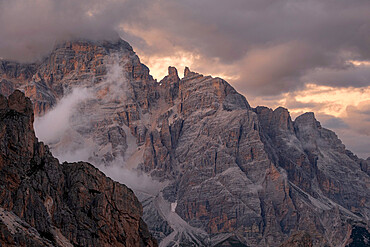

{"left": 0, "top": 0, "right": 369, "bottom": 158}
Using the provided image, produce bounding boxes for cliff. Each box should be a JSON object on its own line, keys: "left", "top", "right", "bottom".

{"left": 0, "top": 90, "right": 157, "bottom": 246}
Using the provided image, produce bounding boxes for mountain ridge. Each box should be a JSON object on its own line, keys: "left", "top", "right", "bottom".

{"left": 0, "top": 38, "right": 369, "bottom": 246}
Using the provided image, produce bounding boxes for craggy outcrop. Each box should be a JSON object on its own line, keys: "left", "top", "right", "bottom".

{"left": 0, "top": 90, "right": 157, "bottom": 246}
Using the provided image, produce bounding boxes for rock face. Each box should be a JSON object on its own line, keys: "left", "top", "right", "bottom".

{"left": 0, "top": 91, "right": 157, "bottom": 246}
{"left": 1, "top": 38, "right": 370, "bottom": 247}
{"left": 279, "top": 231, "right": 313, "bottom": 247}
{"left": 1, "top": 38, "right": 159, "bottom": 165}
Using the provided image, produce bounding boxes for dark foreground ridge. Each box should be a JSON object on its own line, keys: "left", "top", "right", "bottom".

{"left": 0, "top": 90, "right": 157, "bottom": 246}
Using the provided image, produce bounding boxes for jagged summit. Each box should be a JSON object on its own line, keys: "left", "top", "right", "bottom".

{"left": 0, "top": 38, "right": 369, "bottom": 246}
{"left": 162, "top": 66, "right": 200, "bottom": 81}
{"left": 52, "top": 37, "right": 134, "bottom": 54}
{"left": 184, "top": 66, "right": 191, "bottom": 77}
{"left": 168, "top": 66, "right": 178, "bottom": 77}
{"left": 160, "top": 66, "right": 179, "bottom": 84}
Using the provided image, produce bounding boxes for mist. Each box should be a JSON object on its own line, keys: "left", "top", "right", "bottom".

{"left": 98, "top": 159, "right": 165, "bottom": 195}
{"left": 34, "top": 87, "right": 92, "bottom": 144}
{"left": 33, "top": 55, "right": 163, "bottom": 193}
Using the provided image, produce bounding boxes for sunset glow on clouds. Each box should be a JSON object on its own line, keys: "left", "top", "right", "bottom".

{"left": 133, "top": 44, "right": 370, "bottom": 158}
{"left": 248, "top": 84, "right": 370, "bottom": 117}
{"left": 0, "top": 0, "right": 369, "bottom": 157}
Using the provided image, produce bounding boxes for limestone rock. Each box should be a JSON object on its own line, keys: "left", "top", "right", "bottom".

{"left": 0, "top": 91, "right": 157, "bottom": 246}
{"left": 160, "top": 66, "right": 180, "bottom": 105}
{"left": 1, "top": 38, "right": 369, "bottom": 247}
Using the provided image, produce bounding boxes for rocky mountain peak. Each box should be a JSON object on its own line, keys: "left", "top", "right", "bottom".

{"left": 254, "top": 106, "right": 294, "bottom": 135}
{"left": 184, "top": 66, "right": 191, "bottom": 77}
{"left": 53, "top": 37, "right": 133, "bottom": 54}
{"left": 294, "top": 112, "right": 320, "bottom": 129}
{"left": 0, "top": 37, "right": 370, "bottom": 247}
{"left": 160, "top": 66, "right": 180, "bottom": 105}
{"left": 183, "top": 66, "right": 200, "bottom": 78}
{"left": 161, "top": 66, "right": 179, "bottom": 85}
{"left": 168, "top": 66, "right": 178, "bottom": 78}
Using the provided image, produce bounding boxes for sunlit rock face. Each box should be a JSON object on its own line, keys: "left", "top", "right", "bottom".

{"left": 1, "top": 39, "right": 160, "bottom": 165}
{"left": 1, "top": 38, "right": 370, "bottom": 247}
{"left": 0, "top": 91, "right": 157, "bottom": 247}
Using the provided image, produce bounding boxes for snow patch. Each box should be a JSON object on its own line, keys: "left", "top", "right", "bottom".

{"left": 171, "top": 201, "right": 177, "bottom": 212}
{"left": 156, "top": 193, "right": 209, "bottom": 247}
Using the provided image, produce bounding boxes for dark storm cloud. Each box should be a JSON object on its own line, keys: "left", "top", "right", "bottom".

{"left": 0, "top": 0, "right": 369, "bottom": 95}
{"left": 318, "top": 114, "right": 349, "bottom": 130}
{"left": 302, "top": 64, "right": 370, "bottom": 88}
{"left": 0, "top": 0, "right": 148, "bottom": 61}
{"left": 113, "top": 0, "right": 370, "bottom": 95}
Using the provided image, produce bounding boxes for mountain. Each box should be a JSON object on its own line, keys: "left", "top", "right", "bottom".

{"left": 0, "top": 90, "right": 157, "bottom": 246}
{"left": 1, "top": 38, "right": 369, "bottom": 246}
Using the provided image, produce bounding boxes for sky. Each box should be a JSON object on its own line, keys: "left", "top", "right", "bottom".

{"left": 0, "top": 0, "right": 369, "bottom": 158}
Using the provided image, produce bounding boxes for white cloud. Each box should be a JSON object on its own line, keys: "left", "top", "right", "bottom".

{"left": 34, "top": 87, "right": 92, "bottom": 144}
